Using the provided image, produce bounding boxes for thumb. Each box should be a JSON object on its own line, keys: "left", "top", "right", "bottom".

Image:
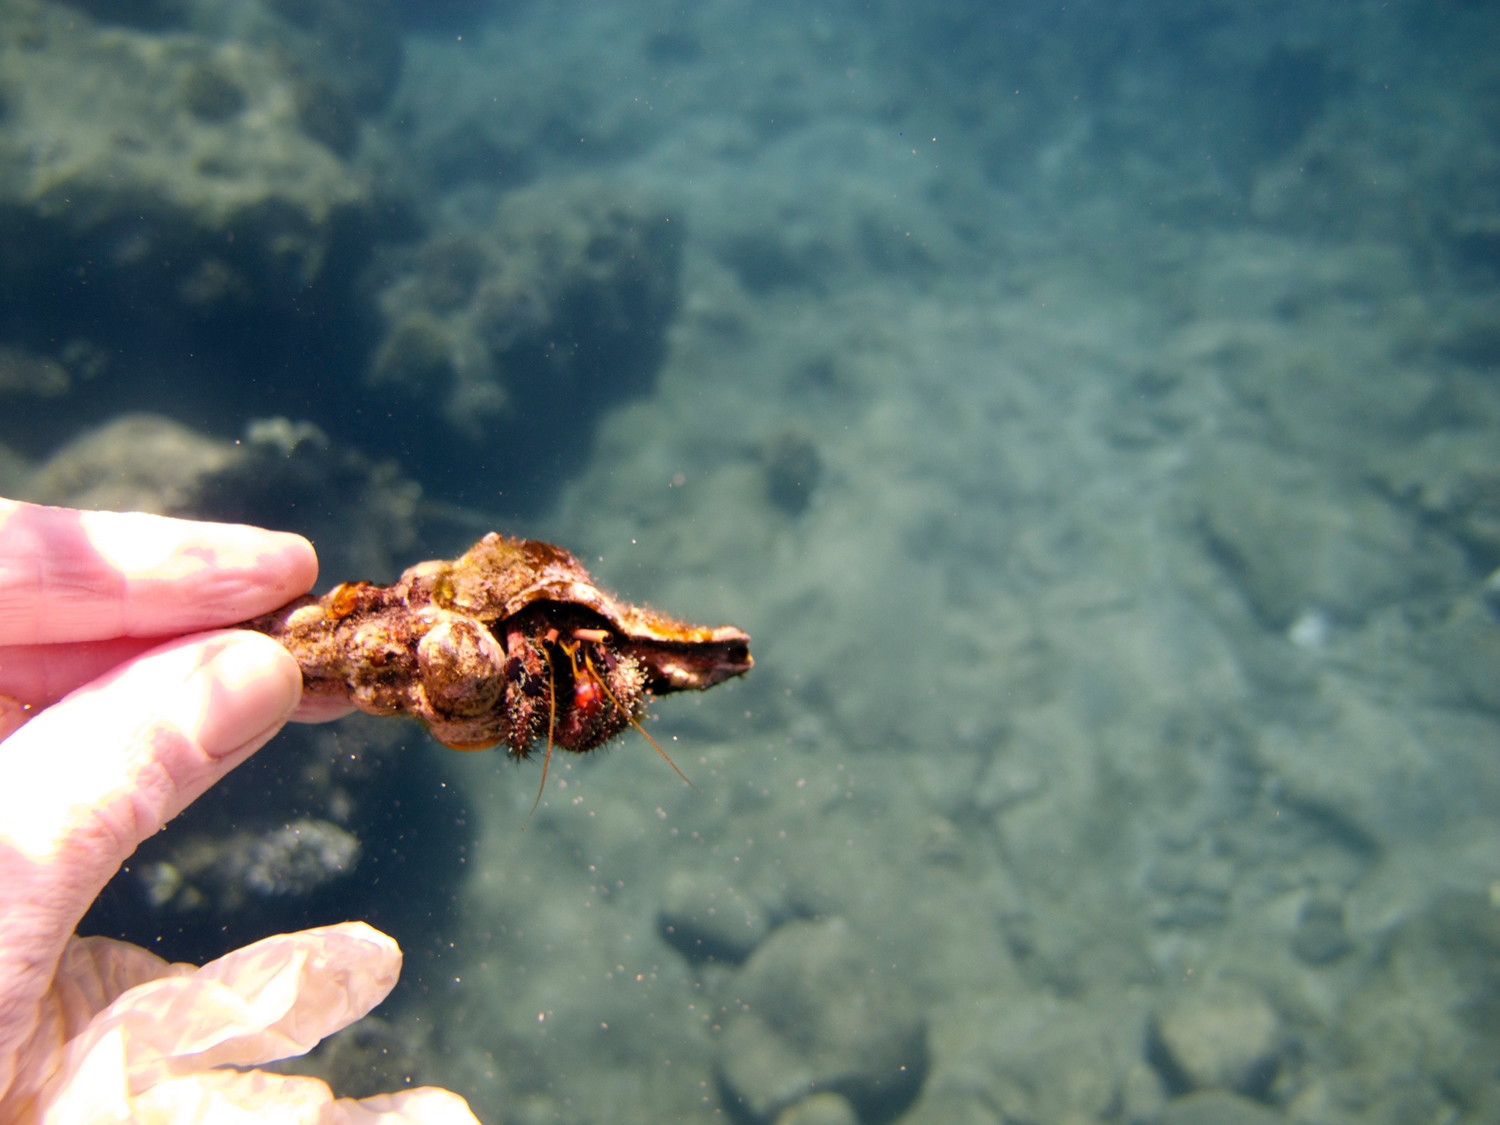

{"left": 0, "top": 631, "right": 302, "bottom": 878}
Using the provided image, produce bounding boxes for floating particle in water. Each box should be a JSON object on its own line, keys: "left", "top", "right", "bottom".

{"left": 1287, "top": 607, "right": 1330, "bottom": 649}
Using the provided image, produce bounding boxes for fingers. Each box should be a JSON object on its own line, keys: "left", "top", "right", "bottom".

{"left": 0, "top": 631, "right": 301, "bottom": 867}
{"left": 0, "top": 640, "right": 357, "bottom": 734}
{"left": 0, "top": 639, "right": 162, "bottom": 736}
{"left": 0, "top": 629, "right": 300, "bottom": 968}
{"left": 0, "top": 500, "right": 318, "bottom": 646}
{"left": 0, "top": 637, "right": 359, "bottom": 743}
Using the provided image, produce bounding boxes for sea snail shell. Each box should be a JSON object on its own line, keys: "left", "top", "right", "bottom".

{"left": 417, "top": 616, "right": 507, "bottom": 718}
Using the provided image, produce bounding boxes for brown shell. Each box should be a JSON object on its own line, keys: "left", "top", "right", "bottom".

{"left": 243, "top": 532, "right": 752, "bottom": 756}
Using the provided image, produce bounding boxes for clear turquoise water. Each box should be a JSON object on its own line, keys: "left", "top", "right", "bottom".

{"left": 11, "top": 1, "right": 1500, "bottom": 1121}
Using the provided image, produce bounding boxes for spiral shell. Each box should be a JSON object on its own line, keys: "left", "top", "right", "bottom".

{"left": 417, "top": 616, "right": 507, "bottom": 718}
{"left": 244, "top": 532, "right": 752, "bottom": 757}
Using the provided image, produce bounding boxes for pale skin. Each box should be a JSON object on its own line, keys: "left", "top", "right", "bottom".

{"left": 0, "top": 499, "right": 354, "bottom": 1116}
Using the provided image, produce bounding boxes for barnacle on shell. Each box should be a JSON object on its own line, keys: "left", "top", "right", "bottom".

{"left": 243, "top": 532, "right": 752, "bottom": 757}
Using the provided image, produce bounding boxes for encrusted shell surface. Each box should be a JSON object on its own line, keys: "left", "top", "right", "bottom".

{"left": 243, "top": 532, "right": 752, "bottom": 756}
{"left": 417, "top": 616, "right": 507, "bottom": 718}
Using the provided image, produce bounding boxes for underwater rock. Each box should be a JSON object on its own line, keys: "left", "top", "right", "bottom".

{"left": 0, "top": 3, "right": 373, "bottom": 247}
{"left": 902, "top": 993, "right": 1156, "bottom": 1125}
{"left": 1389, "top": 892, "right": 1500, "bottom": 1040}
{"left": 1378, "top": 430, "right": 1500, "bottom": 567}
{"left": 299, "top": 1014, "right": 426, "bottom": 1101}
{"left": 1190, "top": 441, "right": 1465, "bottom": 629}
{"left": 85, "top": 705, "right": 472, "bottom": 967}
{"left": 137, "top": 817, "right": 360, "bottom": 912}
{"left": 196, "top": 416, "right": 423, "bottom": 583}
{"left": 771, "top": 1092, "right": 858, "bottom": 1125}
{"left": 1247, "top": 40, "right": 1499, "bottom": 263}
{"left": 0, "top": 1, "right": 384, "bottom": 447}
{"left": 0, "top": 345, "right": 72, "bottom": 397}
{"left": 657, "top": 869, "right": 774, "bottom": 964}
{"left": 894, "top": 1089, "right": 1001, "bottom": 1125}
{"left": 989, "top": 1011, "right": 1142, "bottom": 1124}
{"left": 235, "top": 0, "right": 403, "bottom": 112}
{"left": 239, "top": 818, "right": 362, "bottom": 897}
{"left": 20, "top": 413, "right": 421, "bottom": 582}
{"left": 1161, "top": 1090, "right": 1287, "bottom": 1125}
{"left": 56, "top": 0, "right": 401, "bottom": 111}
{"left": 32, "top": 412, "right": 472, "bottom": 965}
{"left": 1122, "top": 1059, "right": 1170, "bottom": 1123}
{"left": 367, "top": 180, "right": 680, "bottom": 443}
{"left": 716, "top": 916, "right": 927, "bottom": 1124}
{"left": 55, "top": 0, "right": 189, "bottom": 29}
{"left": 1291, "top": 895, "right": 1353, "bottom": 966}
{"left": 1146, "top": 850, "right": 1234, "bottom": 931}
{"left": 1150, "top": 982, "right": 1282, "bottom": 1098}
{"left": 1413, "top": 596, "right": 1500, "bottom": 714}
{"left": 22, "top": 413, "right": 243, "bottom": 516}
{"left": 1164, "top": 237, "right": 1447, "bottom": 458}
{"left": 1292, "top": 891, "right": 1500, "bottom": 1121}
{"left": 294, "top": 76, "right": 361, "bottom": 157}
{"left": 761, "top": 428, "right": 823, "bottom": 517}
{"left": 1256, "top": 694, "right": 1467, "bottom": 866}
{"left": 181, "top": 60, "right": 247, "bottom": 122}
{"left": 0, "top": 445, "right": 30, "bottom": 498}
{"left": 1247, "top": 45, "right": 1331, "bottom": 166}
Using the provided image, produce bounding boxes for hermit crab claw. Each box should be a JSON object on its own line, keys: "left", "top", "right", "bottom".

{"left": 243, "top": 533, "right": 752, "bottom": 764}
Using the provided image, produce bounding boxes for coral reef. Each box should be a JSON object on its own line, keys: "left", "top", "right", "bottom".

{"left": 20, "top": 413, "right": 421, "bottom": 581}
{"left": 138, "top": 817, "right": 361, "bottom": 910}
{"left": 367, "top": 180, "right": 681, "bottom": 443}
{"left": 0, "top": 0, "right": 394, "bottom": 456}
{"left": 0, "top": 3, "right": 685, "bottom": 512}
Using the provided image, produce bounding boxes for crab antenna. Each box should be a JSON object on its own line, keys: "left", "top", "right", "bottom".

{"left": 585, "top": 651, "right": 695, "bottom": 790}
{"left": 526, "top": 645, "right": 560, "bottom": 823}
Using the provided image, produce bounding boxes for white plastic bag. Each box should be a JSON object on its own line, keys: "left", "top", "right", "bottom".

{"left": 22, "top": 922, "right": 478, "bottom": 1125}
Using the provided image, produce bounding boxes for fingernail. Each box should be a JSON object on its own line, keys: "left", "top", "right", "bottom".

{"left": 188, "top": 633, "right": 303, "bottom": 759}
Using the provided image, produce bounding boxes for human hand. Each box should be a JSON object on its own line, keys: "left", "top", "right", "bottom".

{"left": 0, "top": 499, "right": 315, "bottom": 1110}
{"left": 0, "top": 500, "right": 476, "bottom": 1122}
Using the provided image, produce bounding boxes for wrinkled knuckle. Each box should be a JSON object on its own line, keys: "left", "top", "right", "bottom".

{"left": 83, "top": 724, "right": 210, "bottom": 860}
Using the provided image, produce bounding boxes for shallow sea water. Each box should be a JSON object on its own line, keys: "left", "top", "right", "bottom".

{"left": 8, "top": 0, "right": 1500, "bottom": 1122}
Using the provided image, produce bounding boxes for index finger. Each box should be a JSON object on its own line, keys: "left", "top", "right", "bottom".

{"left": 0, "top": 501, "right": 318, "bottom": 646}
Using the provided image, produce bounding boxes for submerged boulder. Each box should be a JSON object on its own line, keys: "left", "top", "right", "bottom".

{"left": 0, "top": 1, "right": 393, "bottom": 456}
{"left": 715, "top": 917, "right": 927, "bottom": 1124}
{"left": 367, "top": 180, "right": 681, "bottom": 446}
{"left": 1150, "top": 981, "right": 1283, "bottom": 1099}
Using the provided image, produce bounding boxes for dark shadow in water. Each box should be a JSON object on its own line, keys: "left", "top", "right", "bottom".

{"left": 80, "top": 724, "right": 476, "bottom": 1006}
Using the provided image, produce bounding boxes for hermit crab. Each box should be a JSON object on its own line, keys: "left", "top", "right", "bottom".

{"left": 244, "top": 533, "right": 752, "bottom": 800}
